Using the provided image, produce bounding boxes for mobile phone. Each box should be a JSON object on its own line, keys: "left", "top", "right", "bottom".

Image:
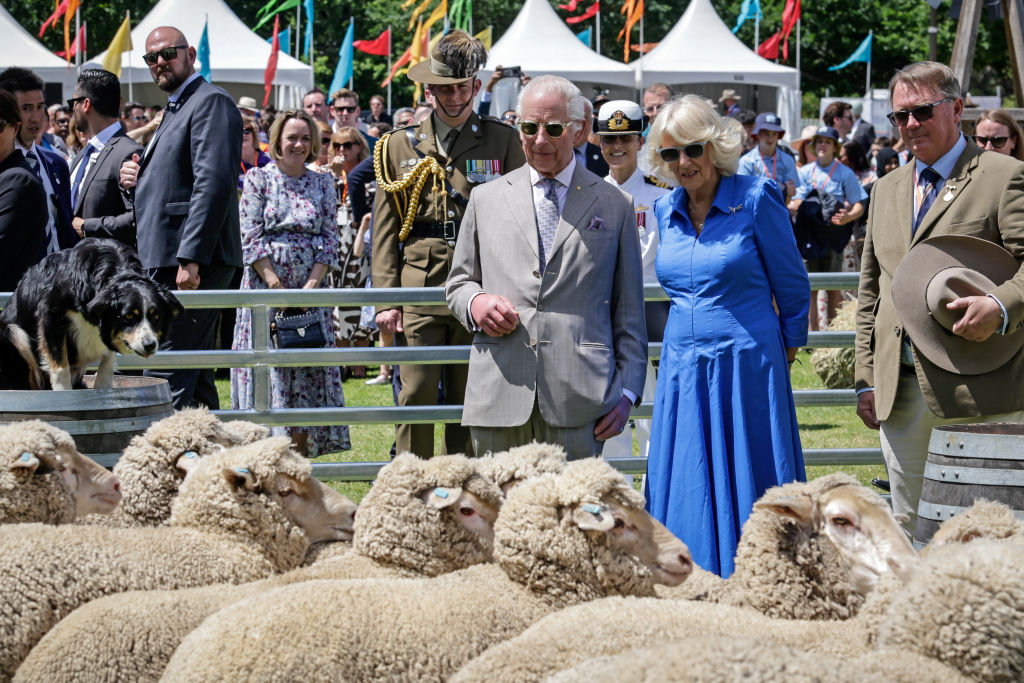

{"left": 499, "top": 66, "right": 522, "bottom": 79}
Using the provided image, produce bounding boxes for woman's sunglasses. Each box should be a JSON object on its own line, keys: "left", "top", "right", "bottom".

{"left": 975, "top": 135, "right": 1010, "bottom": 149}
{"left": 886, "top": 97, "right": 952, "bottom": 127}
{"left": 518, "top": 120, "right": 572, "bottom": 138}
{"left": 332, "top": 140, "right": 358, "bottom": 150}
{"left": 242, "top": 128, "right": 255, "bottom": 135}
{"left": 321, "top": 137, "right": 332, "bottom": 145}
{"left": 656, "top": 141, "right": 708, "bottom": 163}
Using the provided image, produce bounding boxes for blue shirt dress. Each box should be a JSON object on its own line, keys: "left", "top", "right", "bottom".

{"left": 644, "top": 174, "right": 810, "bottom": 577}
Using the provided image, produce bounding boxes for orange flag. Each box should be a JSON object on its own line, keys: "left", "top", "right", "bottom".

{"left": 63, "top": 0, "right": 81, "bottom": 64}
{"left": 618, "top": 0, "right": 643, "bottom": 63}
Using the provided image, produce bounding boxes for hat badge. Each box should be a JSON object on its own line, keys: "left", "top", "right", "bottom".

{"left": 608, "top": 111, "right": 629, "bottom": 131}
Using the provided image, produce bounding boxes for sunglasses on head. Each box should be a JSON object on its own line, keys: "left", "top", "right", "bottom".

{"left": 333, "top": 105, "right": 357, "bottom": 113}
{"left": 66, "top": 96, "right": 86, "bottom": 109}
{"left": 886, "top": 97, "right": 952, "bottom": 127}
{"left": 975, "top": 134, "right": 1010, "bottom": 149}
{"left": 656, "top": 141, "right": 707, "bottom": 163}
{"left": 142, "top": 45, "right": 189, "bottom": 65}
{"left": 517, "top": 120, "right": 573, "bottom": 138}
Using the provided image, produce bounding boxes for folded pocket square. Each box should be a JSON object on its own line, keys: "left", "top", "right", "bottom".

{"left": 585, "top": 217, "right": 604, "bottom": 231}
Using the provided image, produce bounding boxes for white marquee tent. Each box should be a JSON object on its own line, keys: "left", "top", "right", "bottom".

{"left": 91, "top": 0, "right": 313, "bottom": 107}
{"left": 0, "top": 2, "right": 77, "bottom": 97}
{"left": 632, "top": 0, "right": 802, "bottom": 137}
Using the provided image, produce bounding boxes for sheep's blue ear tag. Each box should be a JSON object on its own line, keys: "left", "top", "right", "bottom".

{"left": 582, "top": 504, "right": 602, "bottom": 515}
{"left": 184, "top": 450, "right": 198, "bottom": 459}
{"left": 20, "top": 452, "right": 32, "bottom": 462}
{"left": 234, "top": 467, "right": 250, "bottom": 474}
{"left": 434, "top": 487, "right": 449, "bottom": 499}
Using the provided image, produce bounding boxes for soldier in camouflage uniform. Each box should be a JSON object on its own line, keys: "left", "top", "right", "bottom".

{"left": 372, "top": 30, "right": 526, "bottom": 457}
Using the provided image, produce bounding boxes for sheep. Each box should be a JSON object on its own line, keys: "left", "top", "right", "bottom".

{"left": 0, "top": 436, "right": 356, "bottom": 680}
{"left": 476, "top": 440, "right": 567, "bottom": 493}
{"left": 79, "top": 408, "right": 270, "bottom": 528}
{"left": 924, "top": 498, "right": 1024, "bottom": 551}
{"left": 17, "top": 453, "right": 500, "bottom": 683}
{"left": 658, "top": 472, "right": 917, "bottom": 620}
{"left": 0, "top": 420, "right": 120, "bottom": 524}
{"left": 161, "top": 457, "right": 693, "bottom": 682}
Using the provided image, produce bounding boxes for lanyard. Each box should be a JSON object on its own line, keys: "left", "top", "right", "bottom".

{"left": 811, "top": 160, "right": 839, "bottom": 192}
{"left": 760, "top": 152, "right": 777, "bottom": 179}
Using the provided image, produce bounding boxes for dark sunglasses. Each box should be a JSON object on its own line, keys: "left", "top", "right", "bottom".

{"left": 66, "top": 96, "right": 87, "bottom": 109}
{"left": 656, "top": 141, "right": 708, "bottom": 163}
{"left": 886, "top": 97, "right": 952, "bottom": 127}
{"left": 321, "top": 137, "right": 332, "bottom": 145}
{"left": 518, "top": 120, "right": 573, "bottom": 138}
{"left": 142, "top": 45, "right": 188, "bottom": 65}
{"left": 242, "top": 128, "right": 256, "bottom": 135}
{"left": 333, "top": 105, "right": 357, "bottom": 113}
{"left": 975, "top": 134, "right": 1010, "bottom": 149}
{"left": 332, "top": 140, "right": 357, "bottom": 150}
{"left": 130, "top": 115, "right": 146, "bottom": 122}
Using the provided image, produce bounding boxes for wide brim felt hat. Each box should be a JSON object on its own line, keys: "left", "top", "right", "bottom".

{"left": 891, "top": 235, "right": 1024, "bottom": 375}
{"left": 718, "top": 89, "right": 741, "bottom": 102}
{"left": 407, "top": 39, "right": 483, "bottom": 85}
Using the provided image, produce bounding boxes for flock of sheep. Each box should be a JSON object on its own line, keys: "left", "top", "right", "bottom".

{"left": 1, "top": 409, "right": 1022, "bottom": 682}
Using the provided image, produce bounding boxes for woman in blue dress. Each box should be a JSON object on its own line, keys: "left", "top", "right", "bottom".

{"left": 643, "top": 95, "right": 810, "bottom": 577}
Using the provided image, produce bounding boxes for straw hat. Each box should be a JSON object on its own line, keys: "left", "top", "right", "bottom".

{"left": 891, "top": 235, "right": 1024, "bottom": 375}
{"left": 236, "top": 96, "right": 260, "bottom": 115}
{"left": 718, "top": 89, "right": 741, "bottom": 103}
{"left": 792, "top": 124, "right": 822, "bottom": 160}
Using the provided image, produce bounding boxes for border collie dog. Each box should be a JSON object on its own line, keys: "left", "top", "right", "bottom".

{"left": 0, "top": 239, "right": 184, "bottom": 390}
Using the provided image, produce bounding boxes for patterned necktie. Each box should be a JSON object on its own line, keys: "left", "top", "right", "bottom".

{"left": 536, "top": 177, "right": 561, "bottom": 273}
{"left": 71, "top": 143, "right": 95, "bottom": 207}
{"left": 913, "top": 167, "right": 942, "bottom": 235}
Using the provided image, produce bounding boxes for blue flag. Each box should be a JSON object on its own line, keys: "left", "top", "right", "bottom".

{"left": 330, "top": 21, "right": 355, "bottom": 95}
{"left": 731, "top": 0, "right": 760, "bottom": 34}
{"left": 829, "top": 31, "right": 872, "bottom": 71}
{"left": 576, "top": 27, "right": 591, "bottom": 48}
{"left": 303, "top": 0, "right": 314, "bottom": 61}
{"left": 266, "top": 27, "right": 291, "bottom": 56}
{"left": 198, "top": 18, "right": 211, "bottom": 80}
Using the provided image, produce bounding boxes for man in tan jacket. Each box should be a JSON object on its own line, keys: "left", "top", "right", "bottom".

{"left": 855, "top": 61, "right": 1024, "bottom": 531}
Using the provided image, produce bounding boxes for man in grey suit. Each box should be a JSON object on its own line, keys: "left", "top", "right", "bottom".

{"left": 120, "top": 26, "right": 243, "bottom": 409}
{"left": 446, "top": 75, "right": 647, "bottom": 460}
{"left": 68, "top": 68, "right": 142, "bottom": 246}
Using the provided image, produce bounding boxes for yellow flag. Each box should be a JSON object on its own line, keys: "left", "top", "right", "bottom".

{"left": 102, "top": 14, "right": 133, "bottom": 77}
{"left": 423, "top": 0, "right": 448, "bottom": 30}
{"left": 474, "top": 26, "right": 492, "bottom": 50}
{"left": 410, "top": 17, "right": 427, "bottom": 104}
{"left": 407, "top": 0, "right": 433, "bottom": 31}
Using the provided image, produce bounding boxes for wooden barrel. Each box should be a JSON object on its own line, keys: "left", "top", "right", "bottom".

{"left": 0, "top": 376, "right": 173, "bottom": 468}
{"left": 914, "top": 423, "right": 1024, "bottom": 546}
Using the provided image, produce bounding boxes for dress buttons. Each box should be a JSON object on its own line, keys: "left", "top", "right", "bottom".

{"left": 446, "top": 165, "right": 453, "bottom": 173}
{"left": 894, "top": 327, "right": 901, "bottom": 336}
{"left": 538, "top": 304, "right": 545, "bottom": 311}
{"left": 530, "top": 338, "right": 537, "bottom": 347}
{"left": 448, "top": 210, "right": 455, "bottom": 217}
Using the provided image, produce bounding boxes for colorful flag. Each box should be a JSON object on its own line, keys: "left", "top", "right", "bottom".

{"left": 409, "top": 17, "right": 428, "bottom": 103}
{"left": 329, "top": 20, "right": 355, "bottom": 96}
{"left": 423, "top": 0, "right": 448, "bottom": 31}
{"left": 264, "top": 15, "right": 280, "bottom": 107}
{"left": 63, "top": 0, "right": 80, "bottom": 63}
{"left": 303, "top": 0, "right": 314, "bottom": 60}
{"left": 474, "top": 25, "right": 492, "bottom": 50}
{"left": 255, "top": 0, "right": 300, "bottom": 31}
{"left": 39, "top": 0, "right": 69, "bottom": 37}
{"left": 407, "top": 0, "right": 433, "bottom": 31}
{"left": 198, "top": 18, "right": 211, "bottom": 81}
{"left": 781, "top": 0, "right": 800, "bottom": 61}
{"left": 618, "top": 0, "right": 643, "bottom": 62}
{"left": 829, "top": 31, "right": 871, "bottom": 71}
{"left": 55, "top": 22, "right": 85, "bottom": 58}
{"left": 757, "top": 30, "right": 781, "bottom": 60}
{"left": 567, "top": 1, "right": 599, "bottom": 24}
{"left": 731, "top": 0, "right": 760, "bottom": 34}
{"left": 354, "top": 28, "right": 391, "bottom": 56}
{"left": 559, "top": 0, "right": 580, "bottom": 10}
{"left": 266, "top": 27, "right": 291, "bottom": 54}
{"left": 575, "top": 27, "right": 591, "bottom": 47}
{"left": 101, "top": 13, "right": 133, "bottom": 77}
{"left": 449, "top": 0, "right": 472, "bottom": 31}
{"left": 382, "top": 46, "right": 412, "bottom": 87}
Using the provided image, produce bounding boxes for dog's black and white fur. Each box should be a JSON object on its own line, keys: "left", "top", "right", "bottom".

{"left": 0, "top": 239, "right": 184, "bottom": 390}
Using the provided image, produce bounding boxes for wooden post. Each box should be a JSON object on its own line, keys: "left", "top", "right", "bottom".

{"left": 1002, "top": 0, "right": 1024, "bottom": 105}
{"left": 950, "top": 0, "right": 983, "bottom": 93}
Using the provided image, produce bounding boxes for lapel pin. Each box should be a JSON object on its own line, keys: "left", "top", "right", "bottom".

{"left": 943, "top": 185, "right": 956, "bottom": 202}
{"left": 576, "top": 185, "right": 581, "bottom": 191}
{"left": 471, "top": 124, "right": 478, "bottom": 132}
{"left": 729, "top": 204, "right": 743, "bottom": 214}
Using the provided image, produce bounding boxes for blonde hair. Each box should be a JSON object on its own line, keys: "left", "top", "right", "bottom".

{"left": 268, "top": 109, "right": 320, "bottom": 163}
{"left": 978, "top": 108, "right": 1023, "bottom": 161}
{"left": 644, "top": 94, "right": 743, "bottom": 183}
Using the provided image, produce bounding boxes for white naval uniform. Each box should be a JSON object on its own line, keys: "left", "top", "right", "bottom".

{"left": 602, "top": 166, "right": 670, "bottom": 460}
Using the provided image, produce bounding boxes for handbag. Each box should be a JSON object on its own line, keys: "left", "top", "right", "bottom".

{"left": 270, "top": 309, "right": 326, "bottom": 349}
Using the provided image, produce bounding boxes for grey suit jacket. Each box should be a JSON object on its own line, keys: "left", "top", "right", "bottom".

{"left": 71, "top": 126, "right": 142, "bottom": 246}
{"left": 856, "top": 141, "right": 1024, "bottom": 419}
{"left": 446, "top": 163, "right": 647, "bottom": 428}
{"left": 134, "top": 77, "right": 242, "bottom": 271}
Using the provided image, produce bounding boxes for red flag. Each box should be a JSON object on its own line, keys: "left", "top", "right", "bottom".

{"left": 781, "top": 0, "right": 800, "bottom": 61}
{"left": 381, "top": 47, "right": 411, "bottom": 87}
{"left": 55, "top": 22, "right": 86, "bottom": 58}
{"left": 758, "top": 31, "right": 781, "bottom": 60}
{"left": 264, "top": 15, "right": 280, "bottom": 107}
{"left": 354, "top": 28, "right": 391, "bottom": 56}
{"left": 39, "top": 0, "right": 69, "bottom": 38}
{"left": 559, "top": 0, "right": 580, "bottom": 10}
{"left": 566, "top": 1, "right": 599, "bottom": 24}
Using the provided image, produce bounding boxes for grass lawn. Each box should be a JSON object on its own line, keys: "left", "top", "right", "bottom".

{"left": 215, "top": 351, "right": 887, "bottom": 504}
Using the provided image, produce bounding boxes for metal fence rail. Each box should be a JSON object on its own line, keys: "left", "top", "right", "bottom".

{"left": 3, "top": 273, "right": 878, "bottom": 478}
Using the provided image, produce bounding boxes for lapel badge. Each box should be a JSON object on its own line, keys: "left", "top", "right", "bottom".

{"left": 471, "top": 124, "right": 478, "bottom": 132}
{"left": 729, "top": 204, "right": 743, "bottom": 214}
{"left": 419, "top": 133, "right": 426, "bottom": 140}
{"left": 943, "top": 185, "right": 956, "bottom": 202}
{"left": 576, "top": 185, "right": 582, "bottom": 191}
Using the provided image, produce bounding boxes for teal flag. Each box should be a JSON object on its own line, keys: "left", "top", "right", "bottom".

{"left": 198, "top": 18, "right": 211, "bottom": 80}
{"left": 731, "top": 0, "right": 760, "bottom": 34}
{"left": 267, "top": 27, "right": 291, "bottom": 55}
{"left": 303, "top": 0, "right": 314, "bottom": 60}
{"left": 576, "top": 27, "right": 591, "bottom": 47}
{"left": 829, "top": 31, "right": 872, "bottom": 71}
{"left": 329, "top": 21, "right": 354, "bottom": 95}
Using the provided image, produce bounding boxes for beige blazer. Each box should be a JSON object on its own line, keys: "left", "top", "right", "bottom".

{"left": 855, "top": 142, "right": 1024, "bottom": 419}
{"left": 446, "top": 163, "right": 647, "bottom": 428}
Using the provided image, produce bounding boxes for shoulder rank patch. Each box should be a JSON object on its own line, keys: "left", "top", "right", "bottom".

{"left": 644, "top": 175, "right": 670, "bottom": 189}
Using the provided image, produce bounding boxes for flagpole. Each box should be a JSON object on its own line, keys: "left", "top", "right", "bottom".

{"left": 796, "top": 17, "right": 801, "bottom": 95}
{"left": 348, "top": 19, "right": 354, "bottom": 89}
{"left": 595, "top": 5, "right": 601, "bottom": 56}
{"left": 127, "top": 11, "right": 134, "bottom": 101}
{"left": 295, "top": 3, "right": 301, "bottom": 59}
{"left": 74, "top": 7, "right": 81, "bottom": 70}
{"left": 753, "top": 5, "right": 759, "bottom": 52}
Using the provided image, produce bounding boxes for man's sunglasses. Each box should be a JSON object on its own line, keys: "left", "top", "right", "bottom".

{"left": 886, "top": 97, "right": 952, "bottom": 127}
{"left": 333, "top": 105, "right": 357, "bottom": 113}
{"left": 332, "top": 140, "right": 358, "bottom": 150}
{"left": 517, "top": 120, "right": 573, "bottom": 138}
{"left": 142, "top": 45, "right": 188, "bottom": 65}
{"left": 975, "top": 135, "right": 1010, "bottom": 149}
{"left": 66, "top": 96, "right": 87, "bottom": 109}
{"left": 656, "top": 141, "right": 708, "bottom": 163}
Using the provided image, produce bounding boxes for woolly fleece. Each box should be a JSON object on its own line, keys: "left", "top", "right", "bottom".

{"left": 476, "top": 440, "right": 567, "bottom": 491}
{"left": 0, "top": 437, "right": 316, "bottom": 679}
{"left": 0, "top": 421, "right": 76, "bottom": 525}
{"left": 925, "top": 498, "right": 1024, "bottom": 550}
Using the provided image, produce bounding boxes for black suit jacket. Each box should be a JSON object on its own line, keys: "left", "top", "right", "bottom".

{"left": 31, "top": 145, "right": 79, "bottom": 255}
{"left": 134, "top": 76, "right": 243, "bottom": 271}
{"left": 584, "top": 141, "right": 609, "bottom": 178}
{"left": 71, "top": 125, "right": 143, "bottom": 246}
{"left": 0, "top": 150, "right": 47, "bottom": 291}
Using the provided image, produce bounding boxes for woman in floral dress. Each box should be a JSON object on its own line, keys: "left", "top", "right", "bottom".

{"left": 231, "top": 109, "right": 350, "bottom": 457}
